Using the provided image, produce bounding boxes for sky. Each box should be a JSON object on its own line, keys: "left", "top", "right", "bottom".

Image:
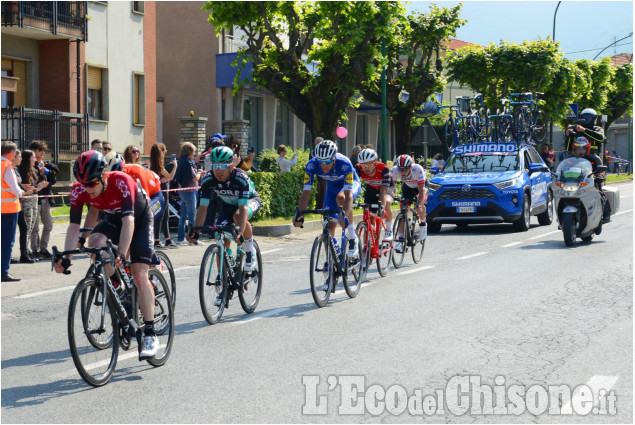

{"left": 406, "top": 1, "right": 633, "bottom": 61}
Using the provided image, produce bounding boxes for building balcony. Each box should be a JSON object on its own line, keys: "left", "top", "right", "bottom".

{"left": 1, "top": 1, "right": 87, "bottom": 41}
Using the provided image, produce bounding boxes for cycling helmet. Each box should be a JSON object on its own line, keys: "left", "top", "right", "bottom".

{"left": 579, "top": 108, "right": 598, "bottom": 128}
{"left": 209, "top": 146, "right": 234, "bottom": 163}
{"left": 396, "top": 154, "right": 413, "bottom": 169}
{"left": 74, "top": 150, "right": 107, "bottom": 184}
{"left": 314, "top": 140, "right": 338, "bottom": 162}
{"left": 573, "top": 137, "right": 591, "bottom": 157}
{"left": 105, "top": 152, "right": 125, "bottom": 172}
{"left": 357, "top": 148, "right": 378, "bottom": 164}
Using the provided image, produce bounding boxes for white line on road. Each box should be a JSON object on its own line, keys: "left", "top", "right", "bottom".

{"left": 527, "top": 230, "right": 561, "bottom": 240}
{"left": 457, "top": 252, "right": 488, "bottom": 260}
{"left": 561, "top": 375, "right": 619, "bottom": 413}
{"left": 397, "top": 265, "right": 435, "bottom": 276}
{"left": 231, "top": 307, "right": 290, "bottom": 324}
{"left": 260, "top": 248, "right": 284, "bottom": 255}
{"left": 615, "top": 209, "right": 633, "bottom": 216}
{"left": 14, "top": 285, "right": 75, "bottom": 299}
{"left": 51, "top": 351, "right": 140, "bottom": 380}
{"left": 501, "top": 241, "right": 522, "bottom": 248}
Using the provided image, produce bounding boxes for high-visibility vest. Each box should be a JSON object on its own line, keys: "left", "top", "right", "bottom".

{"left": 1, "top": 159, "right": 21, "bottom": 213}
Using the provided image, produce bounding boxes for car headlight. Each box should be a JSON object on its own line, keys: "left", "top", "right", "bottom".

{"left": 493, "top": 178, "right": 518, "bottom": 190}
{"left": 428, "top": 182, "right": 441, "bottom": 191}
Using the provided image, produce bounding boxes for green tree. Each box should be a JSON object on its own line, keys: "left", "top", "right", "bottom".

{"left": 203, "top": 1, "right": 402, "bottom": 140}
{"left": 604, "top": 63, "right": 633, "bottom": 129}
{"left": 359, "top": 4, "right": 465, "bottom": 155}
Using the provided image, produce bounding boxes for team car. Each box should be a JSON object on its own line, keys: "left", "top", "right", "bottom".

{"left": 425, "top": 143, "right": 553, "bottom": 232}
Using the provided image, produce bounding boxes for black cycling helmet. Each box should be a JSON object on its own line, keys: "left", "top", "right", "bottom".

{"left": 74, "top": 150, "right": 107, "bottom": 184}
{"left": 578, "top": 108, "right": 598, "bottom": 128}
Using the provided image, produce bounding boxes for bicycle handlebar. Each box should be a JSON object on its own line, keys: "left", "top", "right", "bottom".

{"left": 51, "top": 240, "right": 120, "bottom": 275}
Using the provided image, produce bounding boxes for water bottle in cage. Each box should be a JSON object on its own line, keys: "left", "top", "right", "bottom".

{"left": 333, "top": 237, "right": 342, "bottom": 258}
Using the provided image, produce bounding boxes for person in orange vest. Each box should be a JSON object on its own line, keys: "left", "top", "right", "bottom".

{"left": 1, "top": 142, "right": 23, "bottom": 282}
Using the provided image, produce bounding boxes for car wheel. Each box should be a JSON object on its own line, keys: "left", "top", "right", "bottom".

{"left": 513, "top": 193, "right": 530, "bottom": 231}
{"left": 427, "top": 222, "right": 442, "bottom": 233}
{"left": 537, "top": 190, "right": 553, "bottom": 226}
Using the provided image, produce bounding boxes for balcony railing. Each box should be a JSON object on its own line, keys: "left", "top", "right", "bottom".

{"left": 2, "top": 1, "right": 87, "bottom": 40}
{"left": 1, "top": 107, "right": 89, "bottom": 163}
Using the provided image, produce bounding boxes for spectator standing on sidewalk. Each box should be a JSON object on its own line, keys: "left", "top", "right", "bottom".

{"left": 124, "top": 145, "right": 142, "bottom": 165}
{"left": 431, "top": 153, "right": 445, "bottom": 169}
{"left": 1, "top": 142, "right": 23, "bottom": 282}
{"left": 276, "top": 145, "right": 298, "bottom": 172}
{"left": 150, "top": 143, "right": 178, "bottom": 248}
{"left": 90, "top": 139, "right": 103, "bottom": 151}
{"left": 11, "top": 151, "right": 36, "bottom": 264}
{"left": 29, "top": 140, "right": 57, "bottom": 259}
{"left": 350, "top": 145, "right": 362, "bottom": 168}
{"left": 174, "top": 142, "right": 204, "bottom": 245}
{"left": 101, "top": 140, "right": 113, "bottom": 155}
{"left": 19, "top": 150, "right": 49, "bottom": 262}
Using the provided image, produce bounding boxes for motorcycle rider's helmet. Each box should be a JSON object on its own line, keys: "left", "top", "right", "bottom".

{"left": 396, "top": 154, "right": 413, "bottom": 172}
{"left": 105, "top": 153, "right": 125, "bottom": 172}
{"left": 573, "top": 137, "right": 591, "bottom": 157}
{"left": 578, "top": 108, "right": 598, "bottom": 128}
{"left": 357, "top": 148, "right": 378, "bottom": 164}
{"left": 74, "top": 150, "right": 107, "bottom": 184}
{"left": 314, "top": 140, "right": 338, "bottom": 163}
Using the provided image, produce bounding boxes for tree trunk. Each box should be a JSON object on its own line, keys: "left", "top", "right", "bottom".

{"left": 392, "top": 109, "right": 413, "bottom": 157}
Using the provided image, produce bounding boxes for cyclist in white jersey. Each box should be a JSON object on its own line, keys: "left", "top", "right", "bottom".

{"left": 391, "top": 154, "right": 428, "bottom": 252}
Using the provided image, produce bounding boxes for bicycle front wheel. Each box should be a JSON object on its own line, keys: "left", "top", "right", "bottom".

{"left": 392, "top": 213, "right": 407, "bottom": 268}
{"left": 68, "top": 277, "right": 119, "bottom": 387}
{"left": 239, "top": 241, "right": 262, "bottom": 314}
{"left": 411, "top": 219, "right": 426, "bottom": 264}
{"left": 343, "top": 237, "right": 362, "bottom": 299}
{"left": 376, "top": 224, "right": 393, "bottom": 277}
{"left": 138, "top": 269, "right": 174, "bottom": 367}
{"left": 309, "top": 234, "right": 332, "bottom": 307}
{"left": 444, "top": 118, "right": 457, "bottom": 152}
{"left": 154, "top": 250, "right": 176, "bottom": 309}
{"left": 532, "top": 110, "right": 547, "bottom": 143}
{"left": 199, "top": 244, "right": 226, "bottom": 324}
{"left": 355, "top": 222, "right": 370, "bottom": 283}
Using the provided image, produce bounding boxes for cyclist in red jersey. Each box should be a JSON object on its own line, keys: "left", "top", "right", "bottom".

{"left": 354, "top": 149, "right": 395, "bottom": 241}
{"left": 54, "top": 151, "right": 159, "bottom": 360}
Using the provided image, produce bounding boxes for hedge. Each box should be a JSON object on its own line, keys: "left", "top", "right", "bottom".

{"left": 249, "top": 170, "right": 316, "bottom": 219}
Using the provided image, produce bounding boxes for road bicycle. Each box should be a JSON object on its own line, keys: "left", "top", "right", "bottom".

{"left": 508, "top": 92, "right": 547, "bottom": 144}
{"left": 52, "top": 242, "right": 174, "bottom": 387}
{"left": 459, "top": 94, "right": 490, "bottom": 144}
{"left": 354, "top": 202, "right": 393, "bottom": 279}
{"left": 79, "top": 227, "right": 176, "bottom": 309}
{"left": 194, "top": 224, "right": 262, "bottom": 324}
{"left": 294, "top": 207, "right": 363, "bottom": 307}
{"left": 392, "top": 198, "right": 426, "bottom": 268}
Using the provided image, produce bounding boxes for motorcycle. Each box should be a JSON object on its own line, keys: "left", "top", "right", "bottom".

{"left": 552, "top": 157, "right": 611, "bottom": 246}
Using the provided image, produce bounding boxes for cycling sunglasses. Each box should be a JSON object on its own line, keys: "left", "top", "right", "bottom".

{"left": 398, "top": 166, "right": 411, "bottom": 173}
{"left": 102, "top": 147, "right": 112, "bottom": 152}
{"left": 211, "top": 163, "right": 232, "bottom": 170}
{"left": 82, "top": 180, "right": 100, "bottom": 188}
{"left": 318, "top": 157, "right": 335, "bottom": 165}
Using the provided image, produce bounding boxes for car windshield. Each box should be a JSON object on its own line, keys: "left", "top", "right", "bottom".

{"left": 443, "top": 153, "right": 520, "bottom": 173}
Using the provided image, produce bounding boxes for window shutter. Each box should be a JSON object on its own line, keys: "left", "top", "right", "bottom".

{"left": 13, "top": 60, "right": 26, "bottom": 107}
{"left": 87, "top": 66, "right": 102, "bottom": 90}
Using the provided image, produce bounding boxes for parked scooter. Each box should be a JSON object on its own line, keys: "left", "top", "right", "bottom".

{"left": 552, "top": 157, "right": 616, "bottom": 246}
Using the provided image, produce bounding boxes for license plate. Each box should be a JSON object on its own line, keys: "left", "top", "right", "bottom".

{"left": 457, "top": 206, "right": 475, "bottom": 213}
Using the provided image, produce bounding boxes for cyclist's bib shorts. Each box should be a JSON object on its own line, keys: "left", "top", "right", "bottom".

{"left": 324, "top": 180, "right": 361, "bottom": 218}
{"left": 401, "top": 184, "right": 427, "bottom": 205}
{"left": 215, "top": 196, "right": 262, "bottom": 225}
{"left": 93, "top": 205, "right": 154, "bottom": 265}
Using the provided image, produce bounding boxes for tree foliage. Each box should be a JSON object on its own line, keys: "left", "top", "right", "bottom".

{"left": 359, "top": 4, "right": 464, "bottom": 156}
{"left": 604, "top": 63, "right": 633, "bottom": 129}
{"left": 203, "top": 1, "right": 402, "bottom": 140}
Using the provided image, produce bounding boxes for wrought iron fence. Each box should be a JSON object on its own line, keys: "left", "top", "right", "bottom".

{"left": 2, "top": 1, "right": 87, "bottom": 40}
{"left": 1, "top": 107, "right": 89, "bottom": 163}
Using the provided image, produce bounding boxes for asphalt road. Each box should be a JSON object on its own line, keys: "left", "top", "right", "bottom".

{"left": 1, "top": 182, "right": 632, "bottom": 423}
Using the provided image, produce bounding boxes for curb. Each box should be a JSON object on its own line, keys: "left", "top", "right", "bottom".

{"left": 252, "top": 213, "right": 366, "bottom": 237}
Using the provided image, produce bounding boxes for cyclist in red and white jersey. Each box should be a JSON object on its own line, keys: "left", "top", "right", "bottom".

{"left": 391, "top": 154, "right": 428, "bottom": 252}
{"left": 354, "top": 148, "right": 395, "bottom": 241}
{"left": 54, "top": 150, "right": 159, "bottom": 360}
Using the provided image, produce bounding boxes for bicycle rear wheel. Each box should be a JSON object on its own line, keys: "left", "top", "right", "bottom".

{"left": 499, "top": 115, "right": 513, "bottom": 142}
{"left": 68, "top": 277, "right": 119, "bottom": 387}
{"left": 239, "top": 241, "right": 262, "bottom": 313}
{"left": 355, "top": 222, "right": 369, "bottom": 283}
{"left": 154, "top": 250, "right": 176, "bottom": 309}
{"left": 444, "top": 117, "right": 457, "bottom": 152}
{"left": 376, "top": 224, "right": 393, "bottom": 277}
{"left": 392, "top": 213, "right": 407, "bottom": 268}
{"left": 309, "top": 234, "right": 332, "bottom": 307}
{"left": 138, "top": 269, "right": 174, "bottom": 367}
{"left": 532, "top": 110, "right": 547, "bottom": 143}
{"left": 199, "top": 244, "right": 226, "bottom": 324}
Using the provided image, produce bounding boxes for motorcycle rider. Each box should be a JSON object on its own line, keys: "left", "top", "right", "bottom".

{"left": 565, "top": 108, "right": 605, "bottom": 155}
{"left": 571, "top": 137, "right": 611, "bottom": 223}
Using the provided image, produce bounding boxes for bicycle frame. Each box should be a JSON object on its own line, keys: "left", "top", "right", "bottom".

{"left": 359, "top": 205, "right": 387, "bottom": 259}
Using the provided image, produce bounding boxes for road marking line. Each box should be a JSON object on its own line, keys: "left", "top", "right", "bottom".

{"left": 397, "top": 265, "right": 435, "bottom": 276}
{"left": 620, "top": 195, "right": 631, "bottom": 198}
{"left": 51, "top": 351, "right": 140, "bottom": 379}
{"left": 14, "top": 285, "right": 75, "bottom": 299}
{"left": 260, "top": 248, "right": 284, "bottom": 255}
{"left": 501, "top": 241, "right": 522, "bottom": 248}
{"left": 615, "top": 209, "right": 632, "bottom": 216}
{"left": 528, "top": 230, "right": 560, "bottom": 240}
{"left": 232, "top": 307, "right": 290, "bottom": 324}
{"left": 457, "top": 252, "right": 488, "bottom": 260}
{"left": 561, "top": 375, "right": 619, "bottom": 413}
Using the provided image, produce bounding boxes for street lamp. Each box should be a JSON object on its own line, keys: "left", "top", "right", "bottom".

{"left": 550, "top": 1, "right": 562, "bottom": 145}
{"left": 593, "top": 32, "right": 634, "bottom": 60}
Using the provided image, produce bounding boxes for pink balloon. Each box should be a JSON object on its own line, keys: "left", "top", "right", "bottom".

{"left": 336, "top": 126, "right": 348, "bottom": 138}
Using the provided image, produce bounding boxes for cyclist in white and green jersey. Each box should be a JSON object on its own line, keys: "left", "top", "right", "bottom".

{"left": 189, "top": 146, "right": 261, "bottom": 271}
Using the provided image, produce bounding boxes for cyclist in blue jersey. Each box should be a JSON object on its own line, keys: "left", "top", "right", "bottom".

{"left": 188, "top": 146, "right": 261, "bottom": 271}
{"left": 293, "top": 140, "right": 361, "bottom": 258}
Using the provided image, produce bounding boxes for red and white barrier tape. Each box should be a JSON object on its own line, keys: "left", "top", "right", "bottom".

{"left": 19, "top": 185, "right": 201, "bottom": 199}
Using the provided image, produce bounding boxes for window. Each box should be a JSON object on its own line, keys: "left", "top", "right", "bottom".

{"left": 356, "top": 114, "right": 368, "bottom": 147}
{"left": 1, "top": 58, "right": 26, "bottom": 108}
{"left": 132, "top": 1, "right": 144, "bottom": 14}
{"left": 87, "top": 66, "right": 104, "bottom": 120}
{"left": 274, "top": 101, "right": 293, "bottom": 147}
{"left": 133, "top": 73, "right": 145, "bottom": 125}
{"left": 1, "top": 69, "right": 9, "bottom": 108}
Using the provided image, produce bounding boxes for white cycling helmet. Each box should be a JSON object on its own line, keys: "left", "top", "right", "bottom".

{"left": 357, "top": 148, "right": 378, "bottom": 164}
{"left": 105, "top": 152, "right": 125, "bottom": 172}
{"left": 314, "top": 140, "right": 338, "bottom": 162}
{"left": 396, "top": 154, "right": 413, "bottom": 169}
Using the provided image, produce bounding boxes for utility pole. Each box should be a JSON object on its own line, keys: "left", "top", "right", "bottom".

{"left": 550, "top": 1, "right": 562, "bottom": 147}
{"left": 380, "top": 38, "right": 387, "bottom": 161}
